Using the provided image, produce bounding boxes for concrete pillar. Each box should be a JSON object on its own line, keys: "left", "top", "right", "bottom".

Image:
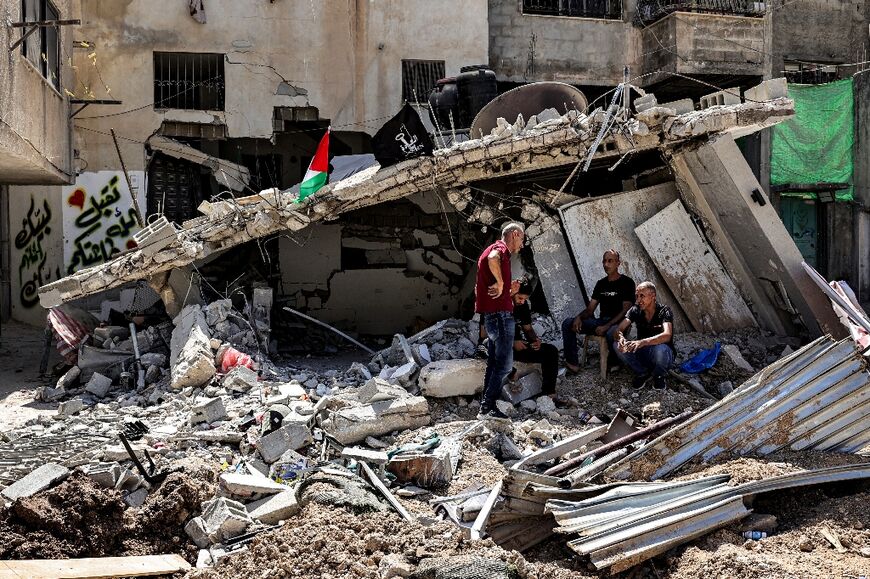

{"left": 0, "top": 185, "right": 10, "bottom": 322}
{"left": 669, "top": 133, "right": 842, "bottom": 338}
{"left": 852, "top": 71, "right": 870, "bottom": 300}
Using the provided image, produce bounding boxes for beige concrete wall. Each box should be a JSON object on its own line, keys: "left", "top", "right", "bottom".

{"left": 7, "top": 184, "right": 64, "bottom": 325}
{"left": 0, "top": 0, "right": 74, "bottom": 184}
{"left": 73, "top": 0, "right": 489, "bottom": 172}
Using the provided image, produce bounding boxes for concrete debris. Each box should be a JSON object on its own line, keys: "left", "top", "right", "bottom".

{"left": 186, "top": 497, "right": 253, "bottom": 548}
{"left": 1, "top": 464, "right": 70, "bottom": 502}
{"left": 321, "top": 395, "right": 430, "bottom": 446}
{"left": 245, "top": 490, "right": 299, "bottom": 524}
{"left": 358, "top": 378, "right": 408, "bottom": 404}
{"left": 257, "top": 422, "right": 313, "bottom": 463}
{"left": 170, "top": 305, "right": 217, "bottom": 390}
{"left": 219, "top": 472, "right": 288, "bottom": 498}
{"left": 190, "top": 397, "right": 227, "bottom": 426}
{"left": 223, "top": 366, "right": 258, "bottom": 392}
{"left": 84, "top": 372, "right": 113, "bottom": 398}
{"left": 57, "top": 398, "right": 84, "bottom": 417}
{"left": 721, "top": 344, "right": 755, "bottom": 373}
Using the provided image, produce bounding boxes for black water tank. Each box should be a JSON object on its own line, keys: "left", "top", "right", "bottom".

{"left": 456, "top": 65, "right": 497, "bottom": 129}
{"left": 428, "top": 77, "right": 459, "bottom": 130}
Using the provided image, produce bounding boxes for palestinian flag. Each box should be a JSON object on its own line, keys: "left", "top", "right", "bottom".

{"left": 299, "top": 127, "right": 330, "bottom": 200}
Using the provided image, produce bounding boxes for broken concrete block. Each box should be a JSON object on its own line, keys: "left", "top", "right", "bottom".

{"left": 346, "top": 362, "right": 372, "bottom": 383}
{"left": 321, "top": 396, "right": 430, "bottom": 446}
{"left": 58, "top": 398, "right": 84, "bottom": 417}
{"left": 220, "top": 472, "right": 288, "bottom": 498}
{"left": 387, "top": 442, "right": 455, "bottom": 487}
{"left": 634, "top": 93, "right": 658, "bottom": 113}
{"left": 658, "top": 98, "right": 694, "bottom": 115}
{"left": 389, "top": 361, "right": 418, "bottom": 386}
{"left": 170, "top": 305, "right": 216, "bottom": 390}
{"left": 56, "top": 365, "right": 81, "bottom": 390}
{"left": 418, "top": 359, "right": 485, "bottom": 397}
{"left": 202, "top": 497, "right": 252, "bottom": 542}
{"left": 519, "top": 399, "right": 537, "bottom": 412}
{"left": 535, "top": 396, "right": 556, "bottom": 414}
{"left": 185, "top": 516, "right": 211, "bottom": 549}
{"left": 358, "top": 378, "right": 408, "bottom": 404}
{"left": 190, "top": 397, "right": 227, "bottom": 425}
{"left": 722, "top": 344, "right": 754, "bottom": 373}
{"left": 2, "top": 463, "right": 70, "bottom": 501}
{"left": 501, "top": 371, "right": 543, "bottom": 404}
{"left": 85, "top": 462, "right": 121, "bottom": 488}
{"left": 341, "top": 447, "right": 390, "bottom": 467}
{"left": 278, "top": 381, "right": 305, "bottom": 399}
{"left": 257, "top": 422, "right": 313, "bottom": 463}
{"left": 223, "top": 366, "right": 258, "bottom": 392}
{"left": 699, "top": 89, "right": 740, "bottom": 109}
{"left": 718, "top": 381, "right": 735, "bottom": 397}
{"left": 495, "top": 400, "right": 516, "bottom": 417}
{"left": 744, "top": 78, "right": 787, "bottom": 103}
{"left": 245, "top": 490, "right": 300, "bottom": 525}
{"left": 140, "top": 352, "right": 168, "bottom": 368}
{"left": 40, "top": 386, "right": 65, "bottom": 402}
{"left": 204, "top": 299, "right": 232, "bottom": 328}
{"left": 124, "top": 488, "right": 148, "bottom": 508}
{"left": 84, "top": 372, "right": 113, "bottom": 398}
{"left": 144, "top": 365, "right": 162, "bottom": 385}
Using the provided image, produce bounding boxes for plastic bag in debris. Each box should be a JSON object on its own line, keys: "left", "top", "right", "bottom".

{"left": 411, "top": 555, "right": 518, "bottom": 579}
{"left": 216, "top": 343, "right": 255, "bottom": 373}
{"left": 679, "top": 341, "right": 721, "bottom": 374}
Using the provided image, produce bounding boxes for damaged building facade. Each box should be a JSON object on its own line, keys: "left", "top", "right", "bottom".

{"left": 0, "top": 0, "right": 76, "bottom": 325}
{"left": 5, "top": 0, "right": 490, "bottom": 335}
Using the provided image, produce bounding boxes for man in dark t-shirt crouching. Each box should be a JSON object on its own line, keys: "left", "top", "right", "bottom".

{"left": 612, "top": 281, "right": 675, "bottom": 390}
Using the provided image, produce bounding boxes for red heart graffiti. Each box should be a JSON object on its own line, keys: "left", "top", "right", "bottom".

{"left": 68, "top": 188, "right": 85, "bottom": 210}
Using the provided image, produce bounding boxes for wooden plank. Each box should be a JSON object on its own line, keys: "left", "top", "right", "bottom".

{"left": 634, "top": 199, "right": 757, "bottom": 333}
{"left": 359, "top": 461, "right": 413, "bottom": 522}
{"left": 514, "top": 425, "right": 608, "bottom": 469}
{"left": 559, "top": 183, "right": 692, "bottom": 331}
{"left": 470, "top": 481, "right": 502, "bottom": 540}
{"left": 0, "top": 554, "right": 191, "bottom": 579}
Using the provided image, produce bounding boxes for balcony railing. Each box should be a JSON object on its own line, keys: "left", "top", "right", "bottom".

{"left": 635, "top": 0, "right": 765, "bottom": 26}
{"left": 523, "top": 0, "right": 622, "bottom": 20}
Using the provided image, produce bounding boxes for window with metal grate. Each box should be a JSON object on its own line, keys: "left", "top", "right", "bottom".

{"left": 153, "top": 52, "right": 225, "bottom": 111}
{"left": 401, "top": 59, "right": 445, "bottom": 104}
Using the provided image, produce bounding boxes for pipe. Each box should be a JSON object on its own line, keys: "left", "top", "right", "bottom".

{"left": 543, "top": 410, "right": 695, "bottom": 477}
{"left": 283, "top": 306, "right": 375, "bottom": 355}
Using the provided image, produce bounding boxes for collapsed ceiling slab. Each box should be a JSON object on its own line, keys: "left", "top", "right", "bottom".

{"left": 38, "top": 98, "right": 794, "bottom": 308}
{"left": 148, "top": 136, "right": 251, "bottom": 192}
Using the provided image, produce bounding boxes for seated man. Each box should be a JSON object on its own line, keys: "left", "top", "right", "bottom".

{"left": 562, "top": 250, "right": 635, "bottom": 373}
{"left": 510, "top": 281, "right": 559, "bottom": 398}
{"left": 612, "top": 281, "right": 675, "bottom": 390}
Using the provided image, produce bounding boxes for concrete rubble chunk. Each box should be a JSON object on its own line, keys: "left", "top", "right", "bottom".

{"left": 634, "top": 93, "right": 658, "bottom": 113}
{"left": 501, "top": 371, "right": 543, "bottom": 404}
{"left": 321, "top": 396, "right": 431, "bottom": 446}
{"left": 201, "top": 497, "right": 253, "bottom": 543}
{"left": 418, "top": 359, "right": 539, "bottom": 398}
{"left": 170, "top": 305, "right": 217, "bottom": 390}
{"left": 358, "top": 378, "right": 408, "bottom": 404}
{"left": 190, "top": 397, "right": 227, "bottom": 425}
{"left": 85, "top": 462, "right": 121, "bottom": 488}
{"left": 245, "top": 490, "right": 300, "bottom": 525}
{"left": 56, "top": 366, "right": 81, "bottom": 390}
{"left": 2, "top": 463, "right": 70, "bottom": 501}
{"left": 223, "top": 366, "right": 258, "bottom": 392}
{"left": 184, "top": 516, "right": 211, "bottom": 549}
{"left": 58, "top": 398, "right": 84, "bottom": 417}
{"left": 124, "top": 488, "right": 149, "bottom": 508}
{"left": 744, "top": 78, "right": 788, "bottom": 103}
{"left": 389, "top": 361, "right": 418, "bottom": 386}
{"left": 722, "top": 344, "right": 754, "bottom": 373}
{"left": 341, "top": 447, "right": 390, "bottom": 466}
{"left": 219, "top": 472, "right": 288, "bottom": 498}
{"left": 387, "top": 438, "right": 460, "bottom": 487}
{"left": 204, "top": 299, "right": 232, "bottom": 328}
{"left": 84, "top": 372, "right": 113, "bottom": 398}
{"left": 257, "top": 422, "right": 313, "bottom": 463}
{"left": 535, "top": 396, "right": 556, "bottom": 414}
{"left": 659, "top": 98, "right": 694, "bottom": 115}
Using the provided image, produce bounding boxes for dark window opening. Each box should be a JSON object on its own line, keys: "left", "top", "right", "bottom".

{"left": 20, "top": 0, "right": 61, "bottom": 90}
{"left": 634, "top": 0, "right": 763, "bottom": 26}
{"left": 523, "top": 0, "right": 621, "bottom": 20}
{"left": 153, "top": 52, "right": 225, "bottom": 111}
{"left": 402, "top": 59, "right": 445, "bottom": 104}
{"left": 241, "top": 154, "right": 284, "bottom": 191}
{"left": 147, "top": 152, "right": 206, "bottom": 225}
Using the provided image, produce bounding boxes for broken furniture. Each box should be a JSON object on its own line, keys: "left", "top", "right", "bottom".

{"left": 580, "top": 334, "right": 608, "bottom": 380}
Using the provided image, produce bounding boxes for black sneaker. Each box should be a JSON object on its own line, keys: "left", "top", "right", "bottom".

{"left": 632, "top": 374, "right": 650, "bottom": 389}
{"left": 477, "top": 406, "right": 510, "bottom": 421}
{"left": 652, "top": 375, "right": 667, "bottom": 390}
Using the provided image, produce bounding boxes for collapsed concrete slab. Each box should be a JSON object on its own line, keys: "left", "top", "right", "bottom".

{"left": 1, "top": 464, "right": 70, "bottom": 502}
{"left": 170, "top": 305, "right": 216, "bottom": 390}
{"left": 321, "top": 396, "right": 430, "bottom": 446}
{"left": 245, "top": 490, "right": 300, "bottom": 524}
{"left": 38, "top": 99, "right": 795, "bottom": 308}
{"left": 257, "top": 422, "right": 313, "bottom": 463}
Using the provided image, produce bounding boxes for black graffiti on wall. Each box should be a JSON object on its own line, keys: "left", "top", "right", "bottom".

{"left": 14, "top": 196, "right": 54, "bottom": 308}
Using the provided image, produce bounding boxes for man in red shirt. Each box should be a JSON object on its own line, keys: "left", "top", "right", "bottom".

{"left": 475, "top": 222, "right": 525, "bottom": 420}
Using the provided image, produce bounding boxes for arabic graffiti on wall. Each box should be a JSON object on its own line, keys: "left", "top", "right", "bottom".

{"left": 63, "top": 171, "right": 146, "bottom": 275}
{"left": 14, "top": 195, "right": 55, "bottom": 308}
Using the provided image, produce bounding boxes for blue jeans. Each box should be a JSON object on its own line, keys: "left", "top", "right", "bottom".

{"left": 561, "top": 316, "right": 620, "bottom": 366}
{"left": 615, "top": 343, "right": 674, "bottom": 378}
{"left": 483, "top": 311, "right": 514, "bottom": 408}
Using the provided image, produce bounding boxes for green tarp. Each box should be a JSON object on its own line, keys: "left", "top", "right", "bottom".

{"left": 770, "top": 78, "right": 854, "bottom": 201}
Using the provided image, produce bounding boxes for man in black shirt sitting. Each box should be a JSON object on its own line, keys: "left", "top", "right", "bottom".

{"left": 562, "top": 250, "right": 635, "bottom": 373}
{"left": 612, "top": 281, "right": 675, "bottom": 390}
{"left": 511, "top": 281, "right": 560, "bottom": 398}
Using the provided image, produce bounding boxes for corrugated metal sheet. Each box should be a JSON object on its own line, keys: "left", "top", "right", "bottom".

{"left": 548, "top": 463, "right": 870, "bottom": 573}
{"left": 607, "top": 336, "right": 870, "bottom": 481}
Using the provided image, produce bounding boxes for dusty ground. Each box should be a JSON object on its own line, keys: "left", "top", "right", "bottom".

{"left": 0, "top": 320, "right": 57, "bottom": 429}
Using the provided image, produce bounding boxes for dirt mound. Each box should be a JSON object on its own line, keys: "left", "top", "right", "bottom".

{"left": 0, "top": 472, "right": 126, "bottom": 559}
{"left": 0, "top": 466, "right": 216, "bottom": 562}
{"left": 185, "top": 502, "right": 584, "bottom": 579}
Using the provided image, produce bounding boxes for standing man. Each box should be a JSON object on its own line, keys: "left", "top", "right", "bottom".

{"left": 613, "top": 281, "right": 675, "bottom": 390}
{"left": 475, "top": 222, "right": 525, "bottom": 420}
{"left": 562, "top": 250, "right": 635, "bottom": 373}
